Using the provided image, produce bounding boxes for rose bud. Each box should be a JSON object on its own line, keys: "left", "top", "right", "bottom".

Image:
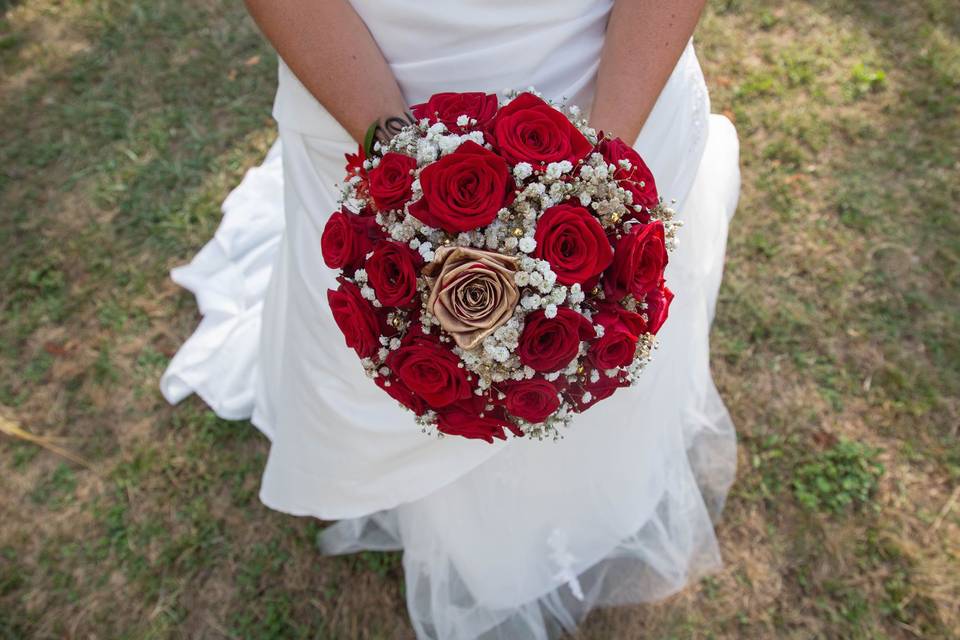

{"left": 368, "top": 152, "right": 416, "bottom": 212}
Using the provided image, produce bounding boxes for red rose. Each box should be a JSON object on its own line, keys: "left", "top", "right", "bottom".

{"left": 365, "top": 241, "right": 422, "bottom": 307}
{"left": 409, "top": 141, "right": 512, "bottom": 233}
{"left": 327, "top": 280, "right": 382, "bottom": 358}
{"left": 593, "top": 302, "right": 646, "bottom": 337}
{"left": 603, "top": 221, "right": 668, "bottom": 301}
{"left": 518, "top": 307, "right": 595, "bottom": 373}
{"left": 569, "top": 372, "right": 629, "bottom": 411}
{"left": 411, "top": 92, "right": 499, "bottom": 134}
{"left": 368, "top": 152, "right": 416, "bottom": 212}
{"left": 491, "top": 93, "right": 592, "bottom": 168}
{"left": 643, "top": 281, "right": 674, "bottom": 335}
{"left": 386, "top": 334, "right": 473, "bottom": 408}
{"left": 375, "top": 373, "right": 427, "bottom": 415}
{"left": 533, "top": 203, "right": 613, "bottom": 286}
{"left": 435, "top": 402, "right": 518, "bottom": 443}
{"left": 504, "top": 378, "right": 561, "bottom": 423}
{"left": 321, "top": 210, "right": 379, "bottom": 270}
{"left": 598, "top": 137, "right": 658, "bottom": 219}
{"left": 588, "top": 303, "right": 645, "bottom": 370}
{"left": 588, "top": 330, "right": 637, "bottom": 371}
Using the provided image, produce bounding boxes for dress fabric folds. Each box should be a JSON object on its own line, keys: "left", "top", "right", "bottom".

{"left": 161, "top": 1, "right": 741, "bottom": 637}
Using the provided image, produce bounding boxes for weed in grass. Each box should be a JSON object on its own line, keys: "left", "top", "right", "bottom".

{"left": 757, "top": 10, "right": 778, "bottom": 31}
{"left": 231, "top": 594, "right": 303, "bottom": 640}
{"left": 23, "top": 350, "right": 53, "bottom": 384}
{"left": 97, "top": 298, "right": 129, "bottom": 332}
{"left": 792, "top": 439, "right": 884, "bottom": 514}
{"left": 846, "top": 62, "right": 887, "bottom": 100}
{"left": 735, "top": 70, "right": 781, "bottom": 100}
{"left": 354, "top": 550, "right": 402, "bottom": 579}
{"left": 92, "top": 343, "right": 120, "bottom": 385}
{"left": 231, "top": 540, "right": 304, "bottom": 638}
{"left": 29, "top": 463, "right": 77, "bottom": 509}
{"left": 0, "top": 547, "right": 23, "bottom": 597}
{"left": 0, "top": 558, "right": 30, "bottom": 639}
{"left": 9, "top": 442, "right": 39, "bottom": 469}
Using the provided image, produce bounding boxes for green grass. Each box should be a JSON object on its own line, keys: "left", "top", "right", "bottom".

{"left": 792, "top": 439, "right": 884, "bottom": 513}
{"left": 1, "top": 0, "right": 959, "bottom": 638}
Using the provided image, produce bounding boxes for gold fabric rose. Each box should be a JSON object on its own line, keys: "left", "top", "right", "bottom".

{"left": 423, "top": 246, "right": 520, "bottom": 350}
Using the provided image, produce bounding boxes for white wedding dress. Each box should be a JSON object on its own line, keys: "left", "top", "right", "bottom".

{"left": 160, "top": 1, "right": 741, "bottom": 637}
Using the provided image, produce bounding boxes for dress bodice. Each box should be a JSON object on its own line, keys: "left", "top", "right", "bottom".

{"left": 272, "top": 0, "right": 710, "bottom": 215}
{"left": 347, "top": 0, "right": 613, "bottom": 107}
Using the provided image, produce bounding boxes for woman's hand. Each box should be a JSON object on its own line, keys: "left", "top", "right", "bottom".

{"left": 365, "top": 112, "right": 417, "bottom": 154}
{"left": 590, "top": 0, "right": 707, "bottom": 144}
{"left": 244, "top": 0, "right": 409, "bottom": 145}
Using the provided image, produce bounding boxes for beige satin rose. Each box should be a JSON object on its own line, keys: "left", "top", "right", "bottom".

{"left": 423, "top": 246, "right": 520, "bottom": 350}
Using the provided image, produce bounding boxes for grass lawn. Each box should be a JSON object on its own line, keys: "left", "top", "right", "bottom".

{"left": 1, "top": 0, "right": 958, "bottom": 637}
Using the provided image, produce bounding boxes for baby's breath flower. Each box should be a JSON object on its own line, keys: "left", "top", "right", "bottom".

{"left": 521, "top": 293, "right": 542, "bottom": 310}
{"left": 518, "top": 236, "right": 537, "bottom": 253}
{"left": 513, "top": 162, "right": 533, "bottom": 180}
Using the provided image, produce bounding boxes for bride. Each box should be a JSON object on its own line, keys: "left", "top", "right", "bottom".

{"left": 161, "top": 0, "right": 740, "bottom": 638}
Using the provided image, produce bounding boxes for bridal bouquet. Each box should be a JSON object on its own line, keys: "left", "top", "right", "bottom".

{"left": 322, "top": 90, "right": 679, "bottom": 442}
